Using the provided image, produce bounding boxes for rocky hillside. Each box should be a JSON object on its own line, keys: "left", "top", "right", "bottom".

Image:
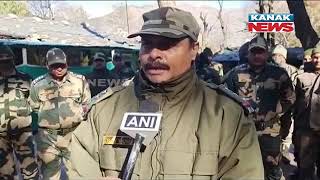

{"left": 87, "top": 3, "right": 257, "bottom": 51}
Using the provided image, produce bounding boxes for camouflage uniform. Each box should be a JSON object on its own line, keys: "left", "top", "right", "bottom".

{"left": 0, "top": 46, "right": 39, "bottom": 179}
{"left": 209, "top": 61, "right": 224, "bottom": 77}
{"left": 29, "top": 48, "right": 91, "bottom": 179}
{"left": 196, "top": 65, "right": 221, "bottom": 84}
{"left": 224, "top": 37, "right": 296, "bottom": 180}
{"left": 196, "top": 52, "right": 221, "bottom": 84}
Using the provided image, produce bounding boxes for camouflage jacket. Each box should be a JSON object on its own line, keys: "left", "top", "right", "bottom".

{"left": 29, "top": 72, "right": 91, "bottom": 129}
{"left": 208, "top": 61, "right": 224, "bottom": 77}
{"left": 0, "top": 71, "right": 32, "bottom": 134}
{"left": 294, "top": 72, "right": 320, "bottom": 131}
{"left": 196, "top": 65, "right": 221, "bottom": 84}
{"left": 224, "top": 63, "right": 296, "bottom": 135}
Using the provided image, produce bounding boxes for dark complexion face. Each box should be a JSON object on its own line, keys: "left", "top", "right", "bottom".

{"left": 48, "top": 63, "right": 68, "bottom": 80}
{"left": 139, "top": 35, "right": 199, "bottom": 84}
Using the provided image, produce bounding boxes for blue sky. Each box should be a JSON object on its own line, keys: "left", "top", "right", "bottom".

{"left": 67, "top": 1, "right": 249, "bottom": 18}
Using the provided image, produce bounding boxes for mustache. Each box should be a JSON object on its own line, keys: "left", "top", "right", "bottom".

{"left": 144, "top": 61, "right": 170, "bottom": 70}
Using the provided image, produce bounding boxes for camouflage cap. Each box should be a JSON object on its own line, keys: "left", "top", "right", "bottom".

{"left": 46, "top": 48, "right": 67, "bottom": 66}
{"left": 304, "top": 48, "right": 313, "bottom": 56}
{"left": 128, "top": 7, "right": 200, "bottom": 41}
{"left": 93, "top": 52, "right": 106, "bottom": 61}
{"left": 248, "top": 36, "right": 268, "bottom": 51}
{"left": 312, "top": 46, "right": 320, "bottom": 55}
{"left": 272, "top": 44, "right": 287, "bottom": 59}
{"left": 0, "top": 45, "right": 14, "bottom": 61}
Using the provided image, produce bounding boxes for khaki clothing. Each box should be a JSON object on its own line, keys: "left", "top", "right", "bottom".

{"left": 68, "top": 69, "right": 264, "bottom": 179}
{"left": 293, "top": 72, "right": 320, "bottom": 179}
{"left": 29, "top": 71, "right": 91, "bottom": 180}
{"left": 0, "top": 71, "right": 39, "bottom": 179}
{"left": 29, "top": 72, "right": 91, "bottom": 129}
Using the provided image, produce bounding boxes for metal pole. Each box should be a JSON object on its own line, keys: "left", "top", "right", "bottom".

{"left": 122, "top": 134, "right": 145, "bottom": 180}
{"left": 125, "top": 0, "right": 130, "bottom": 35}
{"left": 22, "top": 48, "right": 27, "bottom": 65}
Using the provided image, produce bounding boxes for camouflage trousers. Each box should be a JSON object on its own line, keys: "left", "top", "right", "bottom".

{"left": 0, "top": 131, "right": 39, "bottom": 180}
{"left": 36, "top": 129, "right": 73, "bottom": 180}
{"left": 293, "top": 130, "right": 320, "bottom": 180}
{"left": 258, "top": 134, "right": 283, "bottom": 180}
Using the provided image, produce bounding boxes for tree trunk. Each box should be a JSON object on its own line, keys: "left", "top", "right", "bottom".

{"left": 157, "top": 0, "right": 176, "bottom": 8}
{"left": 286, "top": 0, "right": 319, "bottom": 49}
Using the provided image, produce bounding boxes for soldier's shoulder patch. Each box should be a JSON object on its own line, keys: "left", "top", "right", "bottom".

{"left": 31, "top": 74, "right": 46, "bottom": 86}
{"left": 87, "top": 85, "right": 126, "bottom": 111}
{"left": 206, "top": 83, "right": 251, "bottom": 115}
{"left": 69, "top": 71, "right": 85, "bottom": 80}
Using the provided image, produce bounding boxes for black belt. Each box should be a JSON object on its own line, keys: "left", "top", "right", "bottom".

{"left": 41, "top": 126, "right": 78, "bottom": 136}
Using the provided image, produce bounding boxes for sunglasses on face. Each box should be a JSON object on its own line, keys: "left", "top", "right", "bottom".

{"left": 250, "top": 48, "right": 266, "bottom": 54}
{"left": 49, "top": 63, "right": 67, "bottom": 69}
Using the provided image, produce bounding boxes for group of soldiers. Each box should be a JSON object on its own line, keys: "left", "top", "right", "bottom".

{"left": 0, "top": 6, "right": 319, "bottom": 180}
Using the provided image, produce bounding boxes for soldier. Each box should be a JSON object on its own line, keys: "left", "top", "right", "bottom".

{"left": 224, "top": 36, "right": 296, "bottom": 180}
{"left": 67, "top": 7, "right": 264, "bottom": 179}
{"left": 293, "top": 46, "right": 320, "bottom": 180}
{"left": 0, "top": 45, "right": 39, "bottom": 179}
{"left": 196, "top": 52, "right": 221, "bottom": 84}
{"left": 271, "top": 44, "right": 298, "bottom": 164}
{"left": 113, "top": 53, "right": 135, "bottom": 81}
{"left": 86, "top": 52, "right": 119, "bottom": 97}
{"left": 28, "top": 47, "right": 91, "bottom": 179}
{"left": 202, "top": 47, "right": 224, "bottom": 77}
{"left": 300, "top": 48, "right": 314, "bottom": 73}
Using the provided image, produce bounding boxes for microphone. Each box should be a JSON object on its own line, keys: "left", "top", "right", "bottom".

{"left": 120, "top": 112, "right": 162, "bottom": 180}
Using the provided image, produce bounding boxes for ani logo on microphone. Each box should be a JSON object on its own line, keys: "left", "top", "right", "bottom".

{"left": 120, "top": 112, "right": 162, "bottom": 145}
{"left": 248, "top": 13, "right": 294, "bottom": 32}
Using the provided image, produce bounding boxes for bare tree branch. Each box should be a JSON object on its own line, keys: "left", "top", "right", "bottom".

{"left": 217, "top": 0, "right": 226, "bottom": 50}
{"left": 28, "top": 0, "right": 55, "bottom": 20}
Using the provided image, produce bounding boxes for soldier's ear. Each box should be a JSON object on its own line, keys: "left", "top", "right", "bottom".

{"left": 191, "top": 42, "right": 199, "bottom": 61}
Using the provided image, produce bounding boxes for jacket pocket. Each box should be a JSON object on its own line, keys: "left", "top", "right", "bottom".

{"left": 192, "top": 152, "right": 218, "bottom": 176}
{"left": 160, "top": 150, "right": 195, "bottom": 175}
{"left": 99, "top": 144, "right": 140, "bottom": 178}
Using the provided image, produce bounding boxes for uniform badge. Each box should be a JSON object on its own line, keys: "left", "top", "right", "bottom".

{"left": 103, "top": 135, "right": 134, "bottom": 146}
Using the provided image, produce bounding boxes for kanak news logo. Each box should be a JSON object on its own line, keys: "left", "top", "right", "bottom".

{"left": 248, "top": 13, "right": 294, "bottom": 32}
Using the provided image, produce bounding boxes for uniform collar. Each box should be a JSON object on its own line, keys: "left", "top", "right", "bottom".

{"left": 134, "top": 66, "right": 197, "bottom": 102}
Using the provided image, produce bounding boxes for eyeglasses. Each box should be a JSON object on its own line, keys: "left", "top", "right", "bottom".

{"left": 49, "top": 63, "right": 67, "bottom": 69}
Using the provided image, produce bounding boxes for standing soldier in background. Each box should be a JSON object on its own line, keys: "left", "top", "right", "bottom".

{"left": 202, "top": 47, "right": 224, "bottom": 77}
{"left": 113, "top": 53, "right": 135, "bottom": 81}
{"left": 293, "top": 46, "right": 320, "bottom": 180}
{"left": 271, "top": 44, "right": 298, "bottom": 164}
{"left": 224, "top": 36, "right": 296, "bottom": 180}
{"left": 196, "top": 52, "right": 221, "bottom": 84}
{"left": 300, "top": 48, "right": 314, "bottom": 73}
{"left": 0, "top": 45, "right": 39, "bottom": 179}
{"left": 86, "top": 52, "right": 118, "bottom": 97}
{"left": 29, "top": 48, "right": 91, "bottom": 179}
